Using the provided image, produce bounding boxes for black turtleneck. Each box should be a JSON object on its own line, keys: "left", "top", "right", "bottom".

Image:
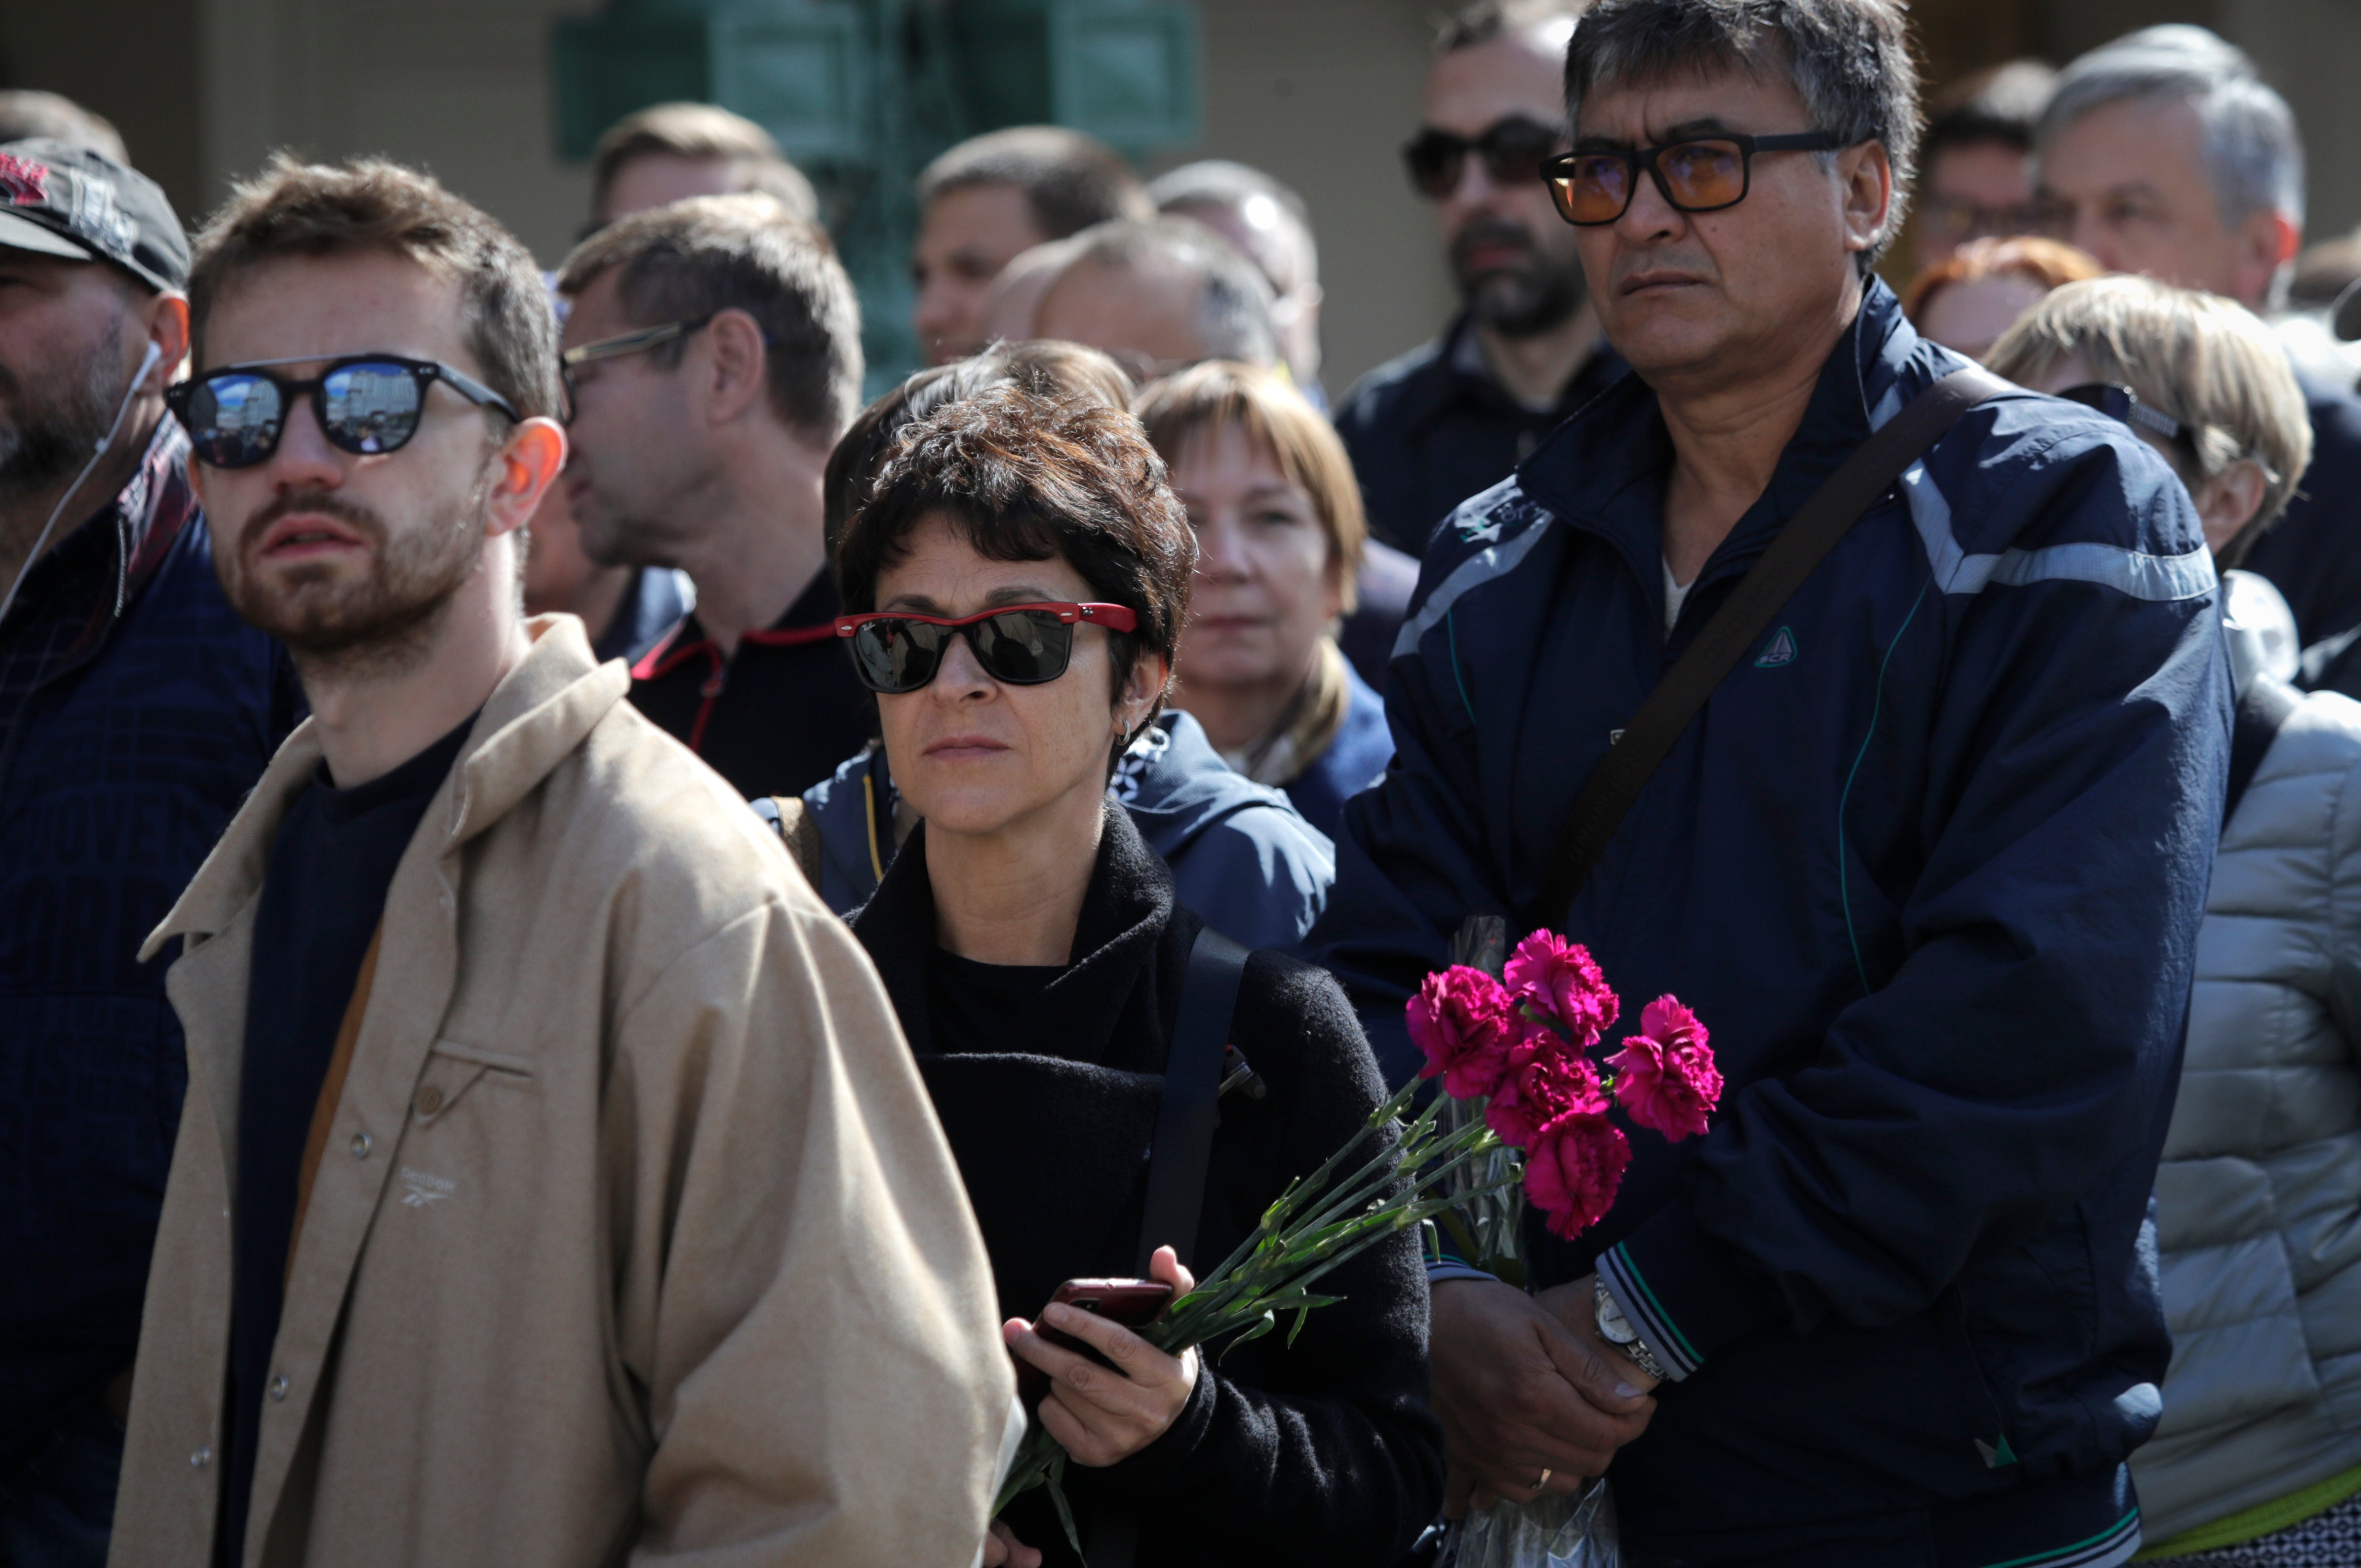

{"left": 849, "top": 801, "right": 1443, "bottom": 1568}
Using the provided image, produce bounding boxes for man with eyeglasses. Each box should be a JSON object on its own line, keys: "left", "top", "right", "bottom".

{"left": 1333, "top": 0, "right": 1622, "bottom": 559}
{"left": 1311, "top": 1, "right": 2229, "bottom": 1562}
{"left": 1912, "top": 60, "right": 2056, "bottom": 272}
{"left": 2033, "top": 26, "right": 2361, "bottom": 654}
{"left": 107, "top": 154, "right": 1016, "bottom": 1568}
{"left": 0, "top": 137, "right": 297, "bottom": 1568}
{"left": 557, "top": 193, "right": 874, "bottom": 799}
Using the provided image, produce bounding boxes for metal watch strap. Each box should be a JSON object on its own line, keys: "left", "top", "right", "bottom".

{"left": 1595, "top": 1278, "right": 1669, "bottom": 1381}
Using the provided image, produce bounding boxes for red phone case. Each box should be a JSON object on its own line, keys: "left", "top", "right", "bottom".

{"left": 1016, "top": 1277, "right": 1173, "bottom": 1405}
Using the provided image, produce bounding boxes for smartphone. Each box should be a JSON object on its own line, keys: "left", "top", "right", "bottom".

{"left": 1015, "top": 1277, "right": 1173, "bottom": 1405}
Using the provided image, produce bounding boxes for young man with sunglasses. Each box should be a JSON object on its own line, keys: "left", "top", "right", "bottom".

{"left": 557, "top": 193, "right": 875, "bottom": 800}
{"left": 108, "top": 154, "right": 1016, "bottom": 1568}
{"left": 1312, "top": 2, "right": 2232, "bottom": 1564}
{"left": 1333, "top": 0, "right": 1621, "bottom": 559}
{"left": 0, "top": 138, "right": 297, "bottom": 1568}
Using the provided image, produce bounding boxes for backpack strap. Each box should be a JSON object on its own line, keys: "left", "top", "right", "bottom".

{"left": 289, "top": 920, "right": 382, "bottom": 1285}
{"left": 1085, "top": 925, "right": 1248, "bottom": 1568}
{"left": 2223, "top": 675, "right": 2302, "bottom": 828}
{"left": 750, "top": 794, "right": 823, "bottom": 886}
{"left": 1523, "top": 365, "right": 2011, "bottom": 933}
{"left": 1135, "top": 925, "right": 1250, "bottom": 1274}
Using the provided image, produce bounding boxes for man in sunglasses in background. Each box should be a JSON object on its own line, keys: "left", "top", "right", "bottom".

{"left": 108, "top": 154, "right": 1017, "bottom": 1568}
{"left": 1311, "top": 0, "right": 2230, "bottom": 1563}
{"left": 1333, "top": 0, "right": 1621, "bottom": 559}
{"left": 0, "top": 137, "right": 296, "bottom": 1568}
{"left": 557, "top": 193, "right": 872, "bottom": 798}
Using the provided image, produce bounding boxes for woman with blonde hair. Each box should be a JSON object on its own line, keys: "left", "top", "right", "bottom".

{"left": 1901, "top": 234, "right": 2102, "bottom": 361}
{"left": 1991, "top": 277, "right": 2361, "bottom": 1567}
{"left": 1136, "top": 361, "right": 1392, "bottom": 837}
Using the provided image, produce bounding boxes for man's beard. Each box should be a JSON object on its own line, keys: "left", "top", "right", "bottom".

{"left": 0, "top": 313, "right": 129, "bottom": 508}
{"left": 221, "top": 471, "right": 491, "bottom": 679}
{"left": 1451, "top": 218, "right": 1588, "bottom": 339}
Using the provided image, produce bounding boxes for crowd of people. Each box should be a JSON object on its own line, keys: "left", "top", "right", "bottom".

{"left": 9, "top": 1, "right": 2361, "bottom": 1566}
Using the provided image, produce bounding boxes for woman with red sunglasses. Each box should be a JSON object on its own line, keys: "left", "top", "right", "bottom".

{"left": 832, "top": 385, "right": 1442, "bottom": 1568}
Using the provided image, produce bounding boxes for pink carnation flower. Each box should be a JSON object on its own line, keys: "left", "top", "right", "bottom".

{"left": 1504, "top": 932, "right": 1619, "bottom": 1047}
{"left": 1523, "top": 1115, "right": 1632, "bottom": 1240}
{"left": 1484, "top": 1032, "right": 1608, "bottom": 1149}
{"left": 1607, "top": 995, "right": 1722, "bottom": 1142}
{"left": 1408, "top": 966, "right": 1522, "bottom": 1100}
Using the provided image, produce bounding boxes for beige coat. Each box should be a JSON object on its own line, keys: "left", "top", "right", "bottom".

{"left": 110, "top": 618, "right": 1015, "bottom": 1568}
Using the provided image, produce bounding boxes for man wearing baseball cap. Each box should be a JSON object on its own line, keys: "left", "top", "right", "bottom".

{"left": 0, "top": 139, "right": 297, "bottom": 1566}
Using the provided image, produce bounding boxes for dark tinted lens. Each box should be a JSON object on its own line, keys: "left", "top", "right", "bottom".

{"left": 1479, "top": 123, "right": 1558, "bottom": 186}
{"left": 971, "top": 611, "right": 1073, "bottom": 685}
{"left": 1659, "top": 140, "right": 1747, "bottom": 209}
{"left": 319, "top": 362, "right": 425, "bottom": 455}
{"left": 1404, "top": 132, "right": 1468, "bottom": 198}
{"left": 1556, "top": 154, "right": 1633, "bottom": 224}
{"left": 187, "top": 373, "right": 284, "bottom": 468}
{"left": 848, "top": 619, "right": 950, "bottom": 694}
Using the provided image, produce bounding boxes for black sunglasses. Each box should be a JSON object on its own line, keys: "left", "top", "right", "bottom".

{"left": 167, "top": 355, "right": 519, "bottom": 470}
{"left": 2055, "top": 383, "right": 2196, "bottom": 461}
{"left": 833, "top": 602, "right": 1140, "bottom": 695}
{"left": 1403, "top": 117, "right": 1565, "bottom": 200}
{"left": 1543, "top": 131, "right": 1844, "bottom": 225}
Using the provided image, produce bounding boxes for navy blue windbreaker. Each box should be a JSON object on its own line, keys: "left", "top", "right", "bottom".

{"left": 1309, "top": 282, "right": 2230, "bottom": 1567}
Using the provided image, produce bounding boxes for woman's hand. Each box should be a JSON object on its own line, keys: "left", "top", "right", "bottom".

{"left": 1006, "top": 1246, "right": 1201, "bottom": 1468}
{"left": 979, "top": 1520, "right": 1040, "bottom": 1567}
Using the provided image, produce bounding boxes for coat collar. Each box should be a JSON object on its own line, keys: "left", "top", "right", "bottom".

{"left": 1515, "top": 278, "right": 1928, "bottom": 609}
{"left": 141, "top": 614, "right": 626, "bottom": 959}
{"left": 853, "top": 797, "right": 1181, "bottom": 1073}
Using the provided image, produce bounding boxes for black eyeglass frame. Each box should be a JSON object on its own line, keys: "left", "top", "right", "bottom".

{"left": 2054, "top": 382, "right": 2197, "bottom": 461}
{"left": 1542, "top": 131, "right": 1846, "bottom": 226}
{"left": 1401, "top": 116, "right": 1567, "bottom": 200}
{"left": 165, "top": 353, "right": 520, "bottom": 470}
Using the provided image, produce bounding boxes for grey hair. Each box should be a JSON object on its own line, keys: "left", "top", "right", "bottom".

{"left": 1146, "top": 159, "right": 1319, "bottom": 295}
{"left": 1061, "top": 216, "right": 1280, "bottom": 366}
{"left": 1563, "top": 0, "right": 1922, "bottom": 273}
{"left": 2038, "top": 26, "right": 2305, "bottom": 232}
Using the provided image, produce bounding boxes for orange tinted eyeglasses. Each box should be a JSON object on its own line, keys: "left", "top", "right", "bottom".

{"left": 1543, "top": 131, "right": 1844, "bottom": 225}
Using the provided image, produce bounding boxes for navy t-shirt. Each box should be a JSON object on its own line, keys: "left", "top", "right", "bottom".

{"left": 218, "top": 713, "right": 474, "bottom": 1567}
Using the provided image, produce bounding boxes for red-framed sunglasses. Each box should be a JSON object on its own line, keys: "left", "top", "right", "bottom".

{"left": 833, "top": 601, "right": 1139, "bottom": 695}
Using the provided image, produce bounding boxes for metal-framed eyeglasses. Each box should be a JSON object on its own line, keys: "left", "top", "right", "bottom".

{"left": 1543, "top": 131, "right": 1846, "bottom": 226}
{"left": 557, "top": 315, "right": 713, "bottom": 422}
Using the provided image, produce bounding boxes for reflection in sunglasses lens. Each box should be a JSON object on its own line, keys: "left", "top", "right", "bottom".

{"left": 194, "top": 374, "right": 284, "bottom": 467}
{"left": 322, "top": 363, "right": 425, "bottom": 456}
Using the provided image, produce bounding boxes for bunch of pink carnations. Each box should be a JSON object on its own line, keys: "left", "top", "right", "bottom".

{"left": 1409, "top": 931, "right": 1722, "bottom": 1241}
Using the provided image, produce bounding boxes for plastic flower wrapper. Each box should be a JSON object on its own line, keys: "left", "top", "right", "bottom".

{"left": 1415, "top": 920, "right": 1720, "bottom": 1568}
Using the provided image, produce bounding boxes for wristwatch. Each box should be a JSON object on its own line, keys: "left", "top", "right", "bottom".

{"left": 1593, "top": 1279, "right": 1668, "bottom": 1381}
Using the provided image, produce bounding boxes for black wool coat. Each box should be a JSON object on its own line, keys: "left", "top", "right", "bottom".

{"left": 850, "top": 801, "right": 1444, "bottom": 1568}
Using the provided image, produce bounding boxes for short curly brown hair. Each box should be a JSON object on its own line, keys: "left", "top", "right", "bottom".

{"left": 834, "top": 386, "right": 1196, "bottom": 743}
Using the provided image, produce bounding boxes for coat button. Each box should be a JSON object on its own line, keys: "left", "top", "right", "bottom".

{"left": 415, "top": 1084, "right": 444, "bottom": 1117}
{"left": 351, "top": 1132, "right": 372, "bottom": 1159}
{"left": 191, "top": 1446, "right": 212, "bottom": 1467}
{"left": 269, "top": 1374, "right": 289, "bottom": 1401}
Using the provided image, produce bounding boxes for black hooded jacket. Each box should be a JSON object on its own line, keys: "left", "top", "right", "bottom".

{"left": 850, "top": 802, "right": 1442, "bottom": 1567}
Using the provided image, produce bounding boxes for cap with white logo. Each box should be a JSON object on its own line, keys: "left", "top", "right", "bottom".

{"left": 0, "top": 138, "right": 187, "bottom": 294}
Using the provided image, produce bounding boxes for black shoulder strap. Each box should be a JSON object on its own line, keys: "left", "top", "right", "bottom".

{"left": 1085, "top": 927, "right": 1247, "bottom": 1568}
{"left": 1523, "top": 365, "right": 2010, "bottom": 933}
{"left": 1136, "top": 925, "right": 1249, "bottom": 1275}
{"left": 2224, "top": 676, "right": 2301, "bottom": 828}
